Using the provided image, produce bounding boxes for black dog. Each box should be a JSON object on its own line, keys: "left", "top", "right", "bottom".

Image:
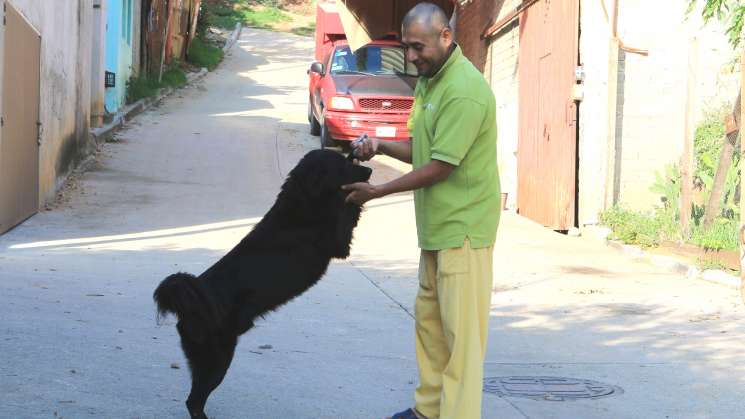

{"left": 153, "top": 149, "right": 372, "bottom": 418}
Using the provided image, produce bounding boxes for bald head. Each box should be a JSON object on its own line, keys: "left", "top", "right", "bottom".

{"left": 401, "top": 2, "right": 454, "bottom": 77}
{"left": 402, "top": 2, "right": 450, "bottom": 36}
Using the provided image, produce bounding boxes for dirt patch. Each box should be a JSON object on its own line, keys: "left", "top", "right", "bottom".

{"left": 648, "top": 241, "right": 739, "bottom": 273}
{"left": 560, "top": 266, "right": 614, "bottom": 277}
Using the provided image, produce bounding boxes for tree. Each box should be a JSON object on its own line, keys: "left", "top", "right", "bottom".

{"left": 688, "top": 1, "right": 742, "bottom": 230}
{"left": 689, "top": 1, "right": 745, "bottom": 303}
{"left": 688, "top": 0, "right": 745, "bottom": 47}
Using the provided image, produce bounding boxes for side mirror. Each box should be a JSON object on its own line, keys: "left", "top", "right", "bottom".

{"left": 309, "top": 61, "right": 325, "bottom": 76}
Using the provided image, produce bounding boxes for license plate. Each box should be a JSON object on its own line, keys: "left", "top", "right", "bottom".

{"left": 375, "top": 126, "right": 397, "bottom": 137}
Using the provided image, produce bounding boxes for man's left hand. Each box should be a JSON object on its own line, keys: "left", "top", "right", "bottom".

{"left": 342, "top": 182, "right": 380, "bottom": 205}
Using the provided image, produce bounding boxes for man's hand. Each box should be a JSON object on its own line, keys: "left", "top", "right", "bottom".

{"left": 351, "top": 136, "right": 379, "bottom": 161}
{"left": 342, "top": 182, "right": 381, "bottom": 205}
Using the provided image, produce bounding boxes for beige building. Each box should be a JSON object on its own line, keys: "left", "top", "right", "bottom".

{"left": 0, "top": 0, "right": 95, "bottom": 233}
{"left": 479, "top": 0, "right": 736, "bottom": 229}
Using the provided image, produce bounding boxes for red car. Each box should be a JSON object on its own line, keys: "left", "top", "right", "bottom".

{"left": 308, "top": 39, "right": 418, "bottom": 148}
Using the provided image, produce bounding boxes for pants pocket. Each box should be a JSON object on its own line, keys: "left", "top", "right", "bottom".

{"left": 437, "top": 243, "right": 470, "bottom": 277}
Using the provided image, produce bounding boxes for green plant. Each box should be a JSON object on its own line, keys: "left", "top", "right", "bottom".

{"left": 291, "top": 22, "right": 315, "bottom": 37}
{"left": 126, "top": 74, "right": 161, "bottom": 104}
{"left": 694, "top": 106, "right": 728, "bottom": 189}
{"left": 691, "top": 105, "right": 742, "bottom": 221}
{"left": 160, "top": 65, "right": 188, "bottom": 88}
{"left": 203, "top": 0, "right": 291, "bottom": 30}
{"left": 187, "top": 38, "right": 225, "bottom": 71}
{"left": 600, "top": 206, "right": 674, "bottom": 248}
{"left": 688, "top": 0, "right": 745, "bottom": 47}
{"left": 650, "top": 163, "right": 681, "bottom": 212}
{"left": 240, "top": 4, "right": 291, "bottom": 28}
{"left": 196, "top": 3, "right": 212, "bottom": 39}
{"left": 692, "top": 217, "right": 739, "bottom": 251}
{"left": 125, "top": 65, "right": 188, "bottom": 104}
{"left": 696, "top": 255, "right": 729, "bottom": 271}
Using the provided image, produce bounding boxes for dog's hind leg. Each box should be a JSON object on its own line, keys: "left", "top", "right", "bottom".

{"left": 184, "top": 334, "right": 238, "bottom": 419}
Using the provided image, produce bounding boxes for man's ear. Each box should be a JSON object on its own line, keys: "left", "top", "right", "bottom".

{"left": 440, "top": 27, "right": 453, "bottom": 46}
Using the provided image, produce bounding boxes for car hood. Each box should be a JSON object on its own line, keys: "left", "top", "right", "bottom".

{"left": 330, "top": 74, "right": 417, "bottom": 97}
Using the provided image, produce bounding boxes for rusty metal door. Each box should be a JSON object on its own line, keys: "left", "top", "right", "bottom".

{"left": 517, "top": 0, "right": 579, "bottom": 229}
{"left": 1, "top": 1, "right": 41, "bottom": 234}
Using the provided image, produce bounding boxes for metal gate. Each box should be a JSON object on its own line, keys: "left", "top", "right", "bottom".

{"left": 1, "top": 1, "right": 40, "bottom": 234}
{"left": 517, "top": 0, "right": 579, "bottom": 229}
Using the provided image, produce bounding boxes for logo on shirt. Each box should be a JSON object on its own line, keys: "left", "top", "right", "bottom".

{"left": 424, "top": 103, "right": 435, "bottom": 111}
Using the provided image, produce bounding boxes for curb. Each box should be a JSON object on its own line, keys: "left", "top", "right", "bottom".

{"left": 90, "top": 68, "right": 208, "bottom": 143}
{"left": 600, "top": 234, "right": 741, "bottom": 290}
{"left": 224, "top": 22, "right": 242, "bottom": 52}
{"left": 90, "top": 24, "right": 241, "bottom": 144}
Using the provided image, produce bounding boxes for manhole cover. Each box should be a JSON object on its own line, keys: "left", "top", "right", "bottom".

{"left": 483, "top": 376, "right": 622, "bottom": 401}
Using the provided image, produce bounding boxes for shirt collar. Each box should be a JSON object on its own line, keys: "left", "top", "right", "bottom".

{"left": 425, "top": 43, "right": 461, "bottom": 84}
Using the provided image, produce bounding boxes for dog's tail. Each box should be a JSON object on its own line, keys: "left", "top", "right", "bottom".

{"left": 153, "top": 272, "right": 216, "bottom": 341}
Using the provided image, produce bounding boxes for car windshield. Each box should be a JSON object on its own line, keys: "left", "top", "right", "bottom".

{"left": 329, "top": 45, "right": 417, "bottom": 76}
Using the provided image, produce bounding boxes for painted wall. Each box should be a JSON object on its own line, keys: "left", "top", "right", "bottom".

{"left": 0, "top": 0, "right": 93, "bottom": 204}
{"left": 104, "top": 0, "right": 134, "bottom": 113}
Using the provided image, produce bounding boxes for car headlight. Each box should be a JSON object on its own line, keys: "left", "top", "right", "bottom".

{"left": 330, "top": 96, "right": 354, "bottom": 110}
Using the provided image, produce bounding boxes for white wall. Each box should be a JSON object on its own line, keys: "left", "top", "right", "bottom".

{"left": 577, "top": 0, "right": 612, "bottom": 225}
{"left": 579, "top": 0, "right": 737, "bottom": 218}
{"left": 487, "top": 0, "right": 521, "bottom": 209}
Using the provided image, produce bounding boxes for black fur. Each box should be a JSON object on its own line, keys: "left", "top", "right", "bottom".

{"left": 153, "top": 150, "right": 372, "bottom": 418}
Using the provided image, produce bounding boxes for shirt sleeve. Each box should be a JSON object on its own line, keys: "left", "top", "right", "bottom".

{"left": 430, "top": 97, "right": 485, "bottom": 166}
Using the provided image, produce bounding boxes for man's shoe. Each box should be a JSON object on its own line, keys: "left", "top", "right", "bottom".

{"left": 386, "top": 408, "right": 427, "bottom": 419}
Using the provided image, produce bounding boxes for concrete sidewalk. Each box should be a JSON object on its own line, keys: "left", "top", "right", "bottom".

{"left": 1, "top": 28, "right": 744, "bottom": 419}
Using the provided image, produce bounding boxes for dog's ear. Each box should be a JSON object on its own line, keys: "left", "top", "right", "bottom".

{"left": 301, "top": 166, "right": 327, "bottom": 199}
{"left": 330, "top": 204, "right": 361, "bottom": 258}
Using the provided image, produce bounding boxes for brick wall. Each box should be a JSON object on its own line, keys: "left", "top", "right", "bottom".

{"left": 455, "top": 1, "right": 505, "bottom": 72}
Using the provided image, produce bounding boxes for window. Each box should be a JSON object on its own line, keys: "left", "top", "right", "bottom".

{"left": 329, "top": 45, "right": 417, "bottom": 76}
{"left": 122, "top": 0, "right": 132, "bottom": 45}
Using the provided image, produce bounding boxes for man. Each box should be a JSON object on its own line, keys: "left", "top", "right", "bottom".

{"left": 341, "top": 3, "right": 500, "bottom": 419}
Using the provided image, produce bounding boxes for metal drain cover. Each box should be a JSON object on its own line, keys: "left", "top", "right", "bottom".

{"left": 483, "top": 376, "right": 622, "bottom": 401}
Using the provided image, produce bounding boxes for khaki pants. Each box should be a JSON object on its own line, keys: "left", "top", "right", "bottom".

{"left": 414, "top": 240, "right": 494, "bottom": 419}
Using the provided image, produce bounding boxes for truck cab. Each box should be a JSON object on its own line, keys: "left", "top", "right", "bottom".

{"left": 308, "top": 1, "right": 418, "bottom": 148}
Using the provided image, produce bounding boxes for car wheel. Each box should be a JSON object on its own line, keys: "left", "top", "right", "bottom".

{"left": 320, "top": 119, "right": 333, "bottom": 149}
{"left": 308, "top": 100, "right": 320, "bottom": 136}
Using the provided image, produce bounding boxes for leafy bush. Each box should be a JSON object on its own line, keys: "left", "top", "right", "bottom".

{"left": 187, "top": 38, "right": 224, "bottom": 71}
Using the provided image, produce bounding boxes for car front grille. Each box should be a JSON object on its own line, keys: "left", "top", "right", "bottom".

{"left": 358, "top": 98, "right": 413, "bottom": 112}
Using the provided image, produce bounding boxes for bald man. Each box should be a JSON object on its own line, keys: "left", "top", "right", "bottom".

{"left": 342, "top": 3, "right": 500, "bottom": 419}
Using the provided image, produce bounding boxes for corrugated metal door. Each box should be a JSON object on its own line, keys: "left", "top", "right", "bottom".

{"left": 1, "top": 1, "right": 41, "bottom": 234}
{"left": 517, "top": 0, "right": 579, "bottom": 229}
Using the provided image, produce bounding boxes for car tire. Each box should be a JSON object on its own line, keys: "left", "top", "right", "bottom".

{"left": 320, "top": 119, "right": 333, "bottom": 149}
{"left": 309, "top": 101, "right": 321, "bottom": 136}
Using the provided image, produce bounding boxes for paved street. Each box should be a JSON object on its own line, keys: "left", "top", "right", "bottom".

{"left": 2, "top": 28, "right": 745, "bottom": 419}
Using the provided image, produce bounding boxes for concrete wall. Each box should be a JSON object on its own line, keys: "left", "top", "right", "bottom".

{"left": 0, "top": 4, "right": 5, "bottom": 174}
{"left": 486, "top": 0, "right": 520, "bottom": 210}
{"left": 105, "top": 0, "right": 134, "bottom": 113}
{"left": 579, "top": 0, "right": 737, "bottom": 220}
{"left": 132, "top": 0, "right": 141, "bottom": 76}
{"left": 1, "top": 0, "right": 93, "bottom": 204}
{"left": 91, "top": 0, "right": 107, "bottom": 127}
{"left": 577, "top": 0, "right": 612, "bottom": 225}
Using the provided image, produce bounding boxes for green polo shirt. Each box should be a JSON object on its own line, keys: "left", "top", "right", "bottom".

{"left": 408, "top": 45, "right": 500, "bottom": 250}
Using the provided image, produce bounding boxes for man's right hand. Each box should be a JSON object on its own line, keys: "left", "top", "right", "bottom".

{"left": 351, "top": 135, "right": 380, "bottom": 161}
